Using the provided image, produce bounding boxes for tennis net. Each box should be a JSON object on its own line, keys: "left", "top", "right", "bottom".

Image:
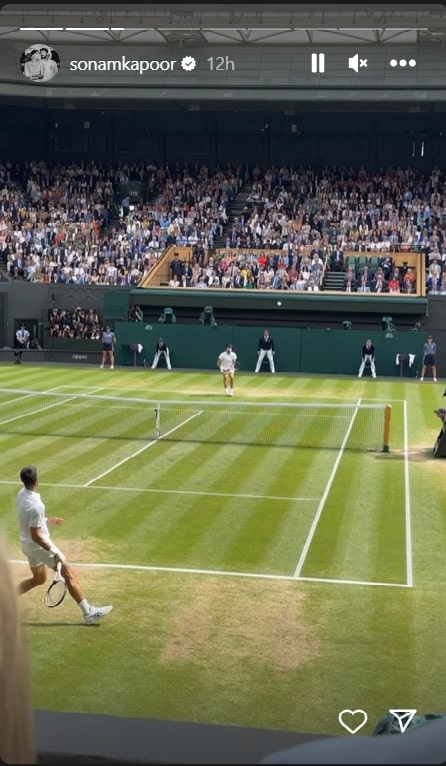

{"left": 0, "top": 388, "right": 391, "bottom": 451}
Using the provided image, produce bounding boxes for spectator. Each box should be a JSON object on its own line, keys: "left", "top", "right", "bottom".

{"left": 402, "top": 267, "right": 416, "bottom": 293}
{"left": 434, "top": 407, "right": 446, "bottom": 424}
{"left": 170, "top": 252, "right": 184, "bottom": 283}
{"left": 129, "top": 305, "right": 143, "bottom": 322}
{"left": 48, "top": 308, "right": 101, "bottom": 340}
{"left": 388, "top": 274, "right": 401, "bottom": 293}
{"left": 427, "top": 274, "right": 441, "bottom": 295}
{"left": 371, "top": 273, "right": 387, "bottom": 293}
{"left": 329, "top": 247, "right": 344, "bottom": 271}
{"left": 357, "top": 275, "right": 370, "bottom": 293}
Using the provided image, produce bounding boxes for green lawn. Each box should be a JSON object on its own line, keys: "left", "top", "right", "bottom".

{"left": 0, "top": 363, "right": 445, "bottom": 737}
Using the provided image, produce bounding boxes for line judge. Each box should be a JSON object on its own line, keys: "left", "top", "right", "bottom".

{"left": 254, "top": 329, "right": 275, "bottom": 374}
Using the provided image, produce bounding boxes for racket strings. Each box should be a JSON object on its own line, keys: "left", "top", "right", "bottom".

{"left": 45, "top": 579, "right": 67, "bottom": 607}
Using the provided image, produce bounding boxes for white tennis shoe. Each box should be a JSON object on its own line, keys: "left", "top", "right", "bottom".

{"left": 84, "top": 605, "right": 113, "bottom": 625}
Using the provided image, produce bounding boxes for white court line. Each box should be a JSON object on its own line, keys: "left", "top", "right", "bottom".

{"left": 83, "top": 410, "right": 204, "bottom": 486}
{"left": 49, "top": 384, "right": 406, "bottom": 404}
{"left": 293, "top": 398, "right": 362, "bottom": 578}
{"left": 295, "top": 574, "right": 410, "bottom": 588}
{"left": 0, "top": 387, "right": 104, "bottom": 427}
{"left": 53, "top": 388, "right": 405, "bottom": 407}
{"left": 0, "top": 478, "right": 318, "bottom": 503}
{"left": 403, "top": 399, "right": 413, "bottom": 587}
{"left": 0, "top": 383, "right": 73, "bottom": 408}
{"left": 7, "top": 558, "right": 408, "bottom": 588}
{"left": 44, "top": 385, "right": 104, "bottom": 393}
{"left": 0, "top": 391, "right": 37, "bottom": 407}
{"left": 3, "top": 392, "right": 407, "bottom": 588}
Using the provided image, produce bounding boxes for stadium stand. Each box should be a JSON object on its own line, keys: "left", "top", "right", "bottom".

{"left": 4, "top": 160, "right": 446, "bottom": 296}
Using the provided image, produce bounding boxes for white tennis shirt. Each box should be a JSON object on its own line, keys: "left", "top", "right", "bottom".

{"left": 17, "top": 488, "right": 49, "bottom": 547}
{"left": 218, "top": 350, "right": 237, "bottom": 372}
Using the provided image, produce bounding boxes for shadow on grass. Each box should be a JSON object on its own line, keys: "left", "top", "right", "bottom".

{"left": 186, "top": 393, "right": 231, "bottom": 398}
{"left": 376, "top": 448, "right": 436, "bottom": 462}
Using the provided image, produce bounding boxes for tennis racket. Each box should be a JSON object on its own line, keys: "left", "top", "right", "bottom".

{"left": 234, "top": 359, "right": 240, "bottom": 371}
{"left": 44, "top": 561, "right": 67, "bottom": 608}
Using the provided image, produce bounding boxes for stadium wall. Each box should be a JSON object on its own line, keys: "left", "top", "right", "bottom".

{"left": 116, "top": 322, "right": 424, "bottom": 378}
{"left": 127, "top": 287, "right": 428, "bottom": 328}
{"left": 0, "top": 283, "right": 442, "bottom": 377}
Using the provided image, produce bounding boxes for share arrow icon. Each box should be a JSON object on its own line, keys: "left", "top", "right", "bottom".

{"left": 389, "top": 709, "right": 418, "bottom": 733}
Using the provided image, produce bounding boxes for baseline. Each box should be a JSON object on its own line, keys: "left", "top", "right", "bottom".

{"left": 8, "top": 558, "right": 409, "bottom": 588}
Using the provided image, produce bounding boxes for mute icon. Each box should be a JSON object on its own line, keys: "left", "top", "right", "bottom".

{"left": 348, "top": 53, "right": 359, "bottom": 72}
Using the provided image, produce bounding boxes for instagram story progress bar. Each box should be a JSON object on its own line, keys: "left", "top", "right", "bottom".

{"left": 311, "top": 52, "right": 325, "bottom": 73}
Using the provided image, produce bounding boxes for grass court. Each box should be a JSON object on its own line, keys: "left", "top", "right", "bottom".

{"left": 0, "top": 363, "right": 445, "bottom": 737}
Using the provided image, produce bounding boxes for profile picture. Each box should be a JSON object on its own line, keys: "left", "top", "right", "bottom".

{"left": 20, "top": 44, "right": 60, "bottom": 83}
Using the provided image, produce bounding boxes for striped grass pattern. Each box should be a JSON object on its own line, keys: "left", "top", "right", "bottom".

{"left": 0, "top": 387, "right": 389, "bottom": 450}
{"left": 0, "top": 363, "right": 445, "bottom": 737}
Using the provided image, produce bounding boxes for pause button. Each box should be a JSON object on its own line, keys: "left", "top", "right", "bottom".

{"left": 311, "top": 53, "right": 325, "bottom": 73}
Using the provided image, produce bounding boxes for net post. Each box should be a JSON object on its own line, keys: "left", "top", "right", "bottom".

{"left": 155, "top": 403, "right": 161, "bottom": 439}
{"left": 382, "top": 404, "right": 391, "bottom": 452}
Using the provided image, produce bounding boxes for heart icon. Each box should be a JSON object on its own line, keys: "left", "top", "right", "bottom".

{"left": 338, "top": 709, "right": 368, "bottom": 734}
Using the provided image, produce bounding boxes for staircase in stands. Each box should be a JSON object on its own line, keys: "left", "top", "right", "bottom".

{"left": 211, "top": 182, "right": 253, "bottom": 251}
{"left": 324, "top": 270, "right": 346, "bottom": 291}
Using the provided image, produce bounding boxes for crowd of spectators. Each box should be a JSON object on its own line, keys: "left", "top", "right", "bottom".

{"left": 167, "top": 248, "right": 324, "bottom": 290}
{"left": 150, "top": 161, "right": 446, "bottom": 293}
{"left": 207, "top": 163, "right": 446, "bottom": 293}
{"left": 222, "top": 163, "right": 446, "bottom": 255}
{"left": 2, "top": 160, "right": 446, "bottom": 293}
{"left": 0, "top": 159, "right": 241, "bottom": 286}
{"left": 168, "top": 248, "right": 420, "bottom": 292}
{"left": 342, "top": 260, "right": 418, "bottom": 294}
{"left": 48, "top": 307, "right": 102, "bottom": 339}
{"left": 128, "top": 160, "right": 241, "bottom": 250}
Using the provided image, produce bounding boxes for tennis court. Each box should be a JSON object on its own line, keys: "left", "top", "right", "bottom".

{"left": 0, "top": 364, "right": 444, "bottom": 737}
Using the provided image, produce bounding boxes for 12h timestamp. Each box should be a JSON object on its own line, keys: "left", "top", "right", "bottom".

{"left": 207, "top": 55, "right": 235, "bottom": 71}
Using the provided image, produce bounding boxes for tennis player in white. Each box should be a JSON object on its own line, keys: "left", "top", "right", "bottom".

{"left": 217, "top": 344, "right": 237, "bottom": 396}
{"left": 17, "top": 465, "right": 113, "bottom": 625}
